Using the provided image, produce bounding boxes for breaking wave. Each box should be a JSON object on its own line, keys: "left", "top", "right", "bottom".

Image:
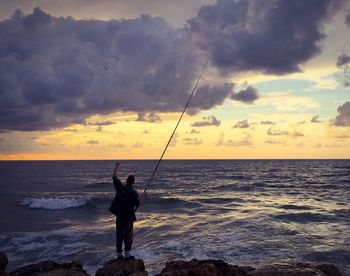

{"left": 21, "top": 197, "right": 91, "bottom": 210}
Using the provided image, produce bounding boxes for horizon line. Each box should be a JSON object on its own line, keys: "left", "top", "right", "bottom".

{"left": 0, "top": 158, "right": 349, "bottom": 161}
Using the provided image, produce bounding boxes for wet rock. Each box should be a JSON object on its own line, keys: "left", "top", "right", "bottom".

{"left": 9, "top": 261, "right": 89, "bottom": 276}
{"left": 156, "top": 259, "right": 342, "bottom": 276}
{"left": 246, "top": 263, "right": 342, "bottom": 276}
{"left": 95, "top": 259, "right": 147, "bottom": 276}
{"left": 156, "top": 259, "right": 254, "bottom": 276}
{"left": 0, "top": 252, "right": 8, "bottom": 272}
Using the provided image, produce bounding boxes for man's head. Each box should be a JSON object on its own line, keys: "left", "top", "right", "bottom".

{"left": 126, "top": 175, "right": 135, "bottom": 185}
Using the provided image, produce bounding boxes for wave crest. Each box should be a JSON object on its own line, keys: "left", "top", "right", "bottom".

{"left": 21, "top": 197, "right": 91, "bottom": 210}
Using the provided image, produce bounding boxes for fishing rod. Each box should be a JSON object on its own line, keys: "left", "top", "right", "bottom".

{"left": 141, "top": 57, "right": 209, "bottom": 198}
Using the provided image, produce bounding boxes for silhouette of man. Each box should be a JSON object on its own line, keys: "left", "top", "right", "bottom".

{"left": 109, "top": 162, "right": 140, "bottom": 260}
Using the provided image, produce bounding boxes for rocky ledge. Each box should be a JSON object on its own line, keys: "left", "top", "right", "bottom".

{"left": 0, "top": 251, "right": 343, "bottom": 276}
{"left": 156, "top": 259, "right": 342, "bottom": 276}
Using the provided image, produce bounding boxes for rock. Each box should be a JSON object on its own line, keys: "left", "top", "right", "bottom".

{"left": 9, "top": 261, "right": 89, "bottom": 276}
{"left": 95, "top": 258, "right": 147, "bottom": 276}
{"left": 156, "top": 259, "right": 254, "bottom": 276}
{"left": 246, "top": 263, "right": 342, "bottom": 276}
{"left": 156, "top": 260, "right": 342, "bottom": 276}
{"left": 0, "top": 252, "right": 8, "bottom": 272}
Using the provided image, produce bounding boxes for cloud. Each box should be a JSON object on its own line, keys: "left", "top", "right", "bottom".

{"left": 290, "top": 131, "right": 304, "bottom": 138}
{"left": 336, "top": 54, "right": 350, "bottom": 87}
{"left": 182, "top": 137, "right": 203, "bottom": 145}
{"left": 191, "top": 116, "right": 221, "bottom": 127}
{"left": 0, "top": 8, "right": 232, "bottom": 132}
{"left": 189, "top": 83, "right": 233, "bottom": 113}
{"left": 336, "top": 54, "right": 350, "bottom": 67}
{"left": 190, "top": 129, "right": 200, "bottom": 134}
{"left": 87, "top": 139, "right": 98, "bottom": 144}
{"left": 265, "top": 139, "right": 287, "bottom": 145}
{"left": 346, "top": 12, "right": 350, "bottom": 27}
{"left": 136, "top": 112, "right": 162, "bottom": 123}
{"left": 311, "top": 115, "right": 322, "bottom": 123}
{"left": 230, "top": 86, "right": 259, "bottom": 104}
{"left": 260, "top": 92, "right": 320, "bottom": 111}
{"left": 84, "top": 120, "right": 115, "bottom": 126}
{"left": 169, "top": 133, "right": 178, "bottom": 147}
{"left": 335, "top": 133, "right": 350, "bottom": 139}
{"left": 267, "top": 127, "right": 304, "bottom": 138}
{"left": 216, "top": 133, "right": 253, "bottom": 147}
{"left": 267, "top": 128, "right": 289, "bottom": 136}
{"left": 260, "top": 120, "right": 276, "bottom": 125}
{"left": 332, "top": 101, "right": 350, "bottom": 126}
{"left": 187, "top": 0, "right": 343, "bottom": 75}
{"left": 233, "top": 120, "right": 250, "bottom": 129}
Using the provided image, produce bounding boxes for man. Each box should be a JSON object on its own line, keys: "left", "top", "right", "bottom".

{"left": 109, "top": 161, "right": 141, "bottom": 260}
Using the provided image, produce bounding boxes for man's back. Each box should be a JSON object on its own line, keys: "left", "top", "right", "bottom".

{"left": 112, "top": 176, "right": 139, "bottom": 222}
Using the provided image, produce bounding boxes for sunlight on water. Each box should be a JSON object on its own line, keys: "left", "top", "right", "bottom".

{"left": 0, "top": 160, "right": 349, "bottom": 275}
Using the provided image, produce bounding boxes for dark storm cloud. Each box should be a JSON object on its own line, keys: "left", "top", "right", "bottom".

{"left": 346, "top": 12, "right": 350, "bottom": 27}
{"left": 336, "top": 54, "right": 350, "bottom": 67}
{"left": 332, "top": 101, "right": 350, "bottom": 126}
{"left": 1, "top": 1, "right": 344, "bottom": 132}
{"left": 0, "top": 8, "right": 232, "bottom": 131}
{"left": 187, "top": 0, "right": 343, "bottom": 75}
{"left": 230, "top": 86, "right": 259, "bottom": 104}
{"left": 191, "top": 116, "right": 221, "bottom": 127}
{"left": 190, "top": 83, "right": 233, "bottom": 112}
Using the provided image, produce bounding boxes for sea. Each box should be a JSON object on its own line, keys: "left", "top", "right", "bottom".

{"left": 0, "top": 160, "right": 349, "bottom": 275}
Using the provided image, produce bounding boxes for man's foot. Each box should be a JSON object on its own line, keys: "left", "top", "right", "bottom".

{"left": 115, "top": 252, "right": 124, "bottom": 260}
{"left": 124, "top": 255, "right": 135, "bottom": 260}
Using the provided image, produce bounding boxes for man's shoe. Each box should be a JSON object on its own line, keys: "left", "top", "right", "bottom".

{"left": 124, "top": 255, "right": 135, "bottom": 260}
{"left": 116, "top": 254, "right": 124, "bottom": 260}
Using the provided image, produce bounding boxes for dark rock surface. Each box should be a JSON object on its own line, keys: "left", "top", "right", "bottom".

{"left": 0, "top": 252, "right": 8, "bottom": 272}
{"left": 247, "top": 263, "right": 342, "bottom": 276}
{"left": 156, "top": 259, "right": 342, "bottom": 276}
{"left": 95, "top": 258, "right": 147, "bottom": 276}
{"left": 9, "top": 261, "right": 89, "bottom": 276}
{"left": 156, "top": 259, "right": 254, "bottom": 276}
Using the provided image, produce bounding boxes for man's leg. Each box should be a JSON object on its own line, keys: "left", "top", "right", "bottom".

{"left": 124, "top": 221, "right": 134, "bottom": 259}
{"left": 116, "top": 220, "right": 124, "bottom": 258}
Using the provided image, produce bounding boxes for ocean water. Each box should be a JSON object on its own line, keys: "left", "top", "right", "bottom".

{"left": 0, "top": 160, "right": 349, "bottom": 275}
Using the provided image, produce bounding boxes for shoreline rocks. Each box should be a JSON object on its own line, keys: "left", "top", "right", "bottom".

{"left": 96, "top": 259, "right": 147, "bottom": 276}
{"left": 9, "top": 261, "right": 88, "bottom": 276}
{"left": 0, "top": 252, "right": 8, "bottom": 272}
{"left": 157, "top": 259, "right": 342, "bottom": 276}
{"left": 0, "top": 251, "right": 343, "bottom": 276}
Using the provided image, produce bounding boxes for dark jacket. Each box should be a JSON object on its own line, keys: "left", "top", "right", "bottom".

{"left": 109, "top": 176, "right": 140, "bottom": 222}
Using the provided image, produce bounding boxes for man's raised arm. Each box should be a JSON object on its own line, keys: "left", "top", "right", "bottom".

{"left": 112, "top": 161, "right": 122, "bottom": 191}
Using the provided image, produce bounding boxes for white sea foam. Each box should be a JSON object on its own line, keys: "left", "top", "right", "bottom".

{"left": 21, "top": 197, "right": 91, "bottom": 209}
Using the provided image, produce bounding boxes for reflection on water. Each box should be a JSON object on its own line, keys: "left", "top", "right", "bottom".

{"left": 0, "top": 160, "right": 349, "bottom": 275}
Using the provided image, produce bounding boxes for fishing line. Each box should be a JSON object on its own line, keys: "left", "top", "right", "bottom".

{"left": 142, "top": 57, "right": 209, "bottom": 196}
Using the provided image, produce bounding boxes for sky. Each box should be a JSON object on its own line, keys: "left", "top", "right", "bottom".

{"left": 0, "top": 0, "right": 350, "bottom": 160}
